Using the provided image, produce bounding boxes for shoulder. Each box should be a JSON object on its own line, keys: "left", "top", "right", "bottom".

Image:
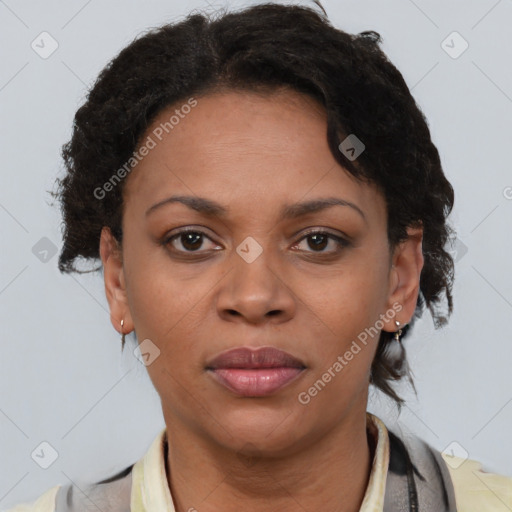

{"left": 2, "top": 485, "right": 61, "bottom": 512}
{"left": 3, "top": 462, "right": 134, "bottom": 512}
{"left": 441, "top": 453, "right": 512, "bottom": 511}
{"left": 2, "top": 429, "right": 163, "bottom": 512}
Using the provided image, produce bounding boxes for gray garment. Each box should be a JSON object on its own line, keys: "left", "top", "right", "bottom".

{"left": 383, "top": 427, "right": 457, "bottom": 511}
{"left": 54, "top": 466, "right": 133, "bottom": 512}
{"left": 54, "top": 427, "right": 457, "bottom": 512}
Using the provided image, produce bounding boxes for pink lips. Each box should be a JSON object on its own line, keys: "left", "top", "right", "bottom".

{"left": 206, "top": 346, "right": 306, "bottom": 397}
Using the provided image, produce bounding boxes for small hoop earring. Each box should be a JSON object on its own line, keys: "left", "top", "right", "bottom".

{"left": 120, "top": 319, "right": 126, "bottom": 350}
{"left": 394, "top": 320, "right": 404, "bottom": 343}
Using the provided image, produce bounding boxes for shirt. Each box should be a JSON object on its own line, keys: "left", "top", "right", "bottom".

{"left": 5, "top": 412, "right": 512, "bottom": 511}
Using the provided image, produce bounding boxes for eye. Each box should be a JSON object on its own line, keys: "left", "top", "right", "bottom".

{"left": 161, "top": 227, "right": 349, "bottom": 258}
{"left": 162, "top": 228, "right": 221, "bottom": 254}
{"left": 292, "top": 230, "right": 349, "bottom": 255}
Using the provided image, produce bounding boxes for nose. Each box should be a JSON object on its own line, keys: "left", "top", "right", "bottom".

{"left": 215, "top": 241, "right": 296, "bottom": 325}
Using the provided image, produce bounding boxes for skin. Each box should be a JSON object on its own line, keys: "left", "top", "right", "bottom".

{"left": 100, "top": 88, "right": 424, "bottom": 512}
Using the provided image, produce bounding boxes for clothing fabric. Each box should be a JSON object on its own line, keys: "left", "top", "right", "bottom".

{"left": 4, "top": 412, "right": 511, "bottom": 511}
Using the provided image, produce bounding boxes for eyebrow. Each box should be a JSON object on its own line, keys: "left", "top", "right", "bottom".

{"left": 145, "top": 195, "right": 366, "bottom": 221}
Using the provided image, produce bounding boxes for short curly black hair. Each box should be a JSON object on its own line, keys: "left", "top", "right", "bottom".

{"left": 52, "top": 1, "right": 455, "bottom": 407}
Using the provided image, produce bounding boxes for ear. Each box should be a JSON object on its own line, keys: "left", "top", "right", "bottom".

{"left": 382, "top": 225, "right": 424, "bottom": 332}
{"left": 99, "top": 227, "right": 134, "bottom": 336}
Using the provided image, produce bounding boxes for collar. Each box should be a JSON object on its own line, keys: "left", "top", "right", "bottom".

{"left": 130, "top": 412, "right": 390, "bottom": 512}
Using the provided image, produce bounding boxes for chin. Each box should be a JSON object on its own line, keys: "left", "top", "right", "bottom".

{"left": 208, "top": 407, "right": 306, "bottom": 455}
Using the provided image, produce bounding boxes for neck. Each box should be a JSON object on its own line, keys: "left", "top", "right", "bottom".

{"left": 164, "top": 409, "right": 374, "bottom": 512}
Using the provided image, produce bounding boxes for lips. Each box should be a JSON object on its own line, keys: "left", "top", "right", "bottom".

{"left": 205, "top": 346, "right": 306, "bottom": 397}
{"left": 206, "top": 346, "right": 306, "bottom": 370}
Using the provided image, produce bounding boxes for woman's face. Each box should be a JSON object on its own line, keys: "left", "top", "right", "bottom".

{"left": 101, "top": 88, "right": 422, "bottom": 455}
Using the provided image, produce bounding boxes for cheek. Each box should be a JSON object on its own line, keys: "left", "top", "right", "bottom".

{"left": 124, "top": 240, "right": 200, "bottom": 335}
{"left": 299, "top": 284, "right": 382, "bottom": 416}
{"left": 307, "top": 253, "right": 390, "bottom": 378}
{"left": 125, "top": 270, "right": 208, "bottom": 403}
{"left": 322, "top": 263, "right": 389, "bottom": 333}
{"left": 124, "top": 256, "right": 216, "bottom": 369}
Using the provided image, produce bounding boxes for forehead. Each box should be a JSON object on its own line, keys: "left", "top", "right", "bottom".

{"left": 123, "top": 89, "right": 384, "bottom": 223}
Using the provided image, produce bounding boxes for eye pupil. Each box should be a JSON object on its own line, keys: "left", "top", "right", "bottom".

{"left": 182, "top": 232, "right": 203, "bottom": 251}
{"left": 308, "top": 234, "right": 328, "bottom": 251}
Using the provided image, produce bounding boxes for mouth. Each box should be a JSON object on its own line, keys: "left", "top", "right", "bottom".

{"left": 205, "top": 346, "right": 307, "bottom": 397}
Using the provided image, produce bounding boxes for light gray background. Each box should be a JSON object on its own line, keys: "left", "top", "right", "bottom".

{"left": 1, "top": 0, "right": 511, "bottom": 508}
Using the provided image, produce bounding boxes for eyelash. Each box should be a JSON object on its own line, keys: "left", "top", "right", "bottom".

{"left": 160, "top": 227, "right": 350, "bottom": 258}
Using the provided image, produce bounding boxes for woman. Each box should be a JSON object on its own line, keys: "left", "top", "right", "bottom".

{"left": 7, "top": 2, "right": 511, "bottom": 511}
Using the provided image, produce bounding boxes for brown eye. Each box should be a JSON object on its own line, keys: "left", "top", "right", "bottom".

{"left": 163, "top": 229, "right": 220, "bottom": 254}
{"left": 178, "top": 232, "right": 204, "bottom": 251}
{"left": 293, "top": 230, "right": 349, "bottom": 254}
{"left": 306, "top": 233, "right": 329, "bottom": 251}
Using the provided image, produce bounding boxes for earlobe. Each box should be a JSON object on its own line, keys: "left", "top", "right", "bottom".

{"left": 383, "top": 226, "right": 424, "bottom": 332}
{"left": 99, "top": 227, "right": 134, "bottom": 335}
